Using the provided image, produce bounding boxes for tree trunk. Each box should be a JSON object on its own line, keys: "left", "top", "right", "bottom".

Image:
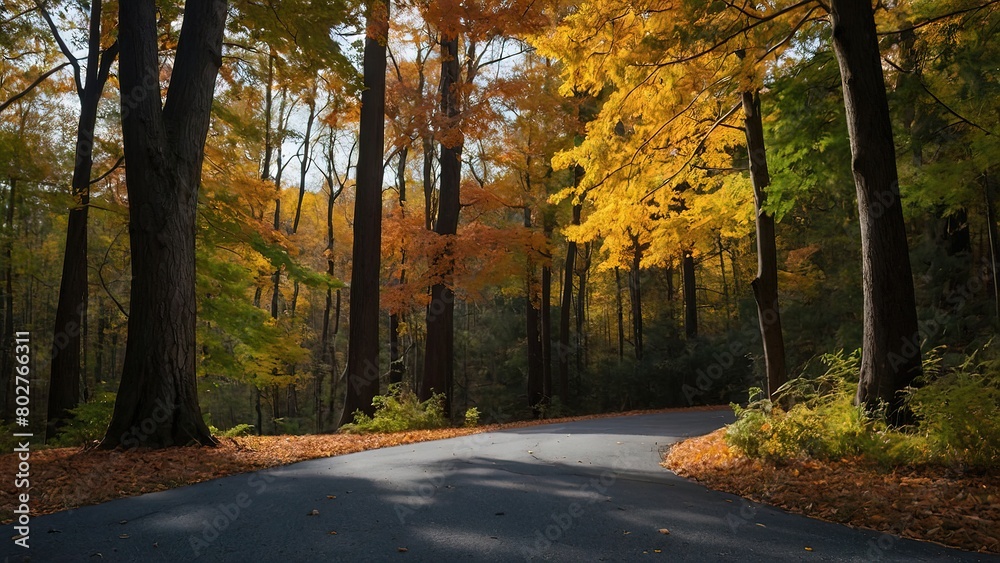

{"left": 742, "top": 90, "right": 787, "bottom": 400}
{"left": 683, "top": 249, "right": 697, "bottom": 339}
{"left": 0, "top": 177, "right": 16, "bottom": 420}
{"left": 830, "top": 0, "right": 922, "bottom": 424}
{"left": 983, "top": 170, "right": 1000, "bottom": 324}
{"left": 389, "top": 147, "right": 408, "bottom": 385}
{"left": 558, "top": 200, "right": 580, "bottom": 404}
{"left": 339, "top": 0, "right": 389, "bottom": 426}
{"left": 291, "top": 85, "right": 317, "bottom": 234}
{"left": 576, "top": 242, "right": 590, "bottom": 375}
{"left": 101, "top": 0, "right": 226, "bottom": 448}
{"left": 614, "top": 267, "right": 624, "bottom": 360}
{"left": 540, "top": 231, "right": 552, "bottom": 403}
{"left": 48, "top": 0, "right": 117, "bottom": 437}
{"left": 421, "top": 31, "right": 462, "bottom": 416}
{"left": 524, "top": 210, "right": 544, "bottom": 414}
{"left": 628, "top": 236, "right": 643, "bottom": 360}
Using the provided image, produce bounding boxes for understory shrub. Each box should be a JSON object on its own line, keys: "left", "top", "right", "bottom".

{"left": 49, "top": 392, "right": 116, "bottom": 447}
{"left": 208, "top": 423, "right": 256, "bottom": 438}
{"left": 725, "top": 346, "right": 1000, "bottom": 470}
{"left": 340, "top": 383, "right": 447, "bottom": 434}
{"left": 907, "top": 349, "right": 1000, "bottom": 469}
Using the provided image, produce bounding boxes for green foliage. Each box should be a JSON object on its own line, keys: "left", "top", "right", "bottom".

{"left": 725, "top": 347, "right": 1000, "bottom": 470}
{"left": 49, "top": 392, "right": 116, "bottom": 447}
{"left": 340, "top": 384, "right": 447, "bottom": 434}
{"left": 208, "top": 422, "right": 256, "bottom": 438}
{"left": 533, "top": 396, "right": 569, "bottom": 420}
{"left": 907, "top": 348, "right": 1000, "bottom": 470}
{"left": 464, "top": 407, "right": 481, "bottom": 428}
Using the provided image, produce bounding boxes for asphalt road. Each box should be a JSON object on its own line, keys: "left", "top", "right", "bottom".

{"left": 3, "top": 410, "right": 997, "bottom": 562}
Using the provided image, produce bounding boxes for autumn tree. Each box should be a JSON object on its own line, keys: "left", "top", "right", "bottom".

{"left": 43, "top": 0, "right": 120, "bottom": 437}
{"left": 829, "top": 0, "right": 921, "bottom": 423}
{"left": 102, "top": 0, "right": 227, "bottom": 448}
{"left": 339, "top": 0, "right": 390, "bottom": 426}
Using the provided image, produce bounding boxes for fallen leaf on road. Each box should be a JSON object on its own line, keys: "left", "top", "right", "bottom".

{"left": 658, "top": 528, "right": 670, "bottom": 535}
{"left": 397, "top": 547, "right": 408, "bottom": 552}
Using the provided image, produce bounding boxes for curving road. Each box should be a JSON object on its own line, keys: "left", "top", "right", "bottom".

{"left": 3, "top": 410, "right": 997, "bottom": 562}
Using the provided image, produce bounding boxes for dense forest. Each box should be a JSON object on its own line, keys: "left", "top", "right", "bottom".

{"left": 0, "top": 0, "right": 997, "bottom": 447}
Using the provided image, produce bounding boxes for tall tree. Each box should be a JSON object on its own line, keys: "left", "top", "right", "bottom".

{"left": 829, "top": 0, "right": 921, "bottom": 423}
{"left": 45, "top": 0, "right": 119, "bottom": 437}
{"left": 742, "top": 90, "right": 787, "bottom": 400}
{"left": 420, "top": 18, "right": 461, "bottom": 412}
{"left": 101, "top": 0, "right": 227, "bottom": 448}
{"left": 339, "top": 0, "right": 389, "bottom": 426}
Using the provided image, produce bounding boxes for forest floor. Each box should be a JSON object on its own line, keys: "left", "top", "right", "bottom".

{"left": 664, "top": 429, "right": 1000, "bottom": 555}
{"left": 3, "top": 406, "right": 996, "bottom": 556}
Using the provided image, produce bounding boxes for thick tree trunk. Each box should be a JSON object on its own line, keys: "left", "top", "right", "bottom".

{"left": 47, "top": 0, "right": 117, "bottom": 438}
{"left": 830, "top": 0, "right": 921, "bottom": 424}
{"left": 742, "top": 90, "right": 787, "bottom": 400}
{"left": 101, "top": 0, "right": 226, "bottom": 448}
{"left": 421, "top": 32, "right": 462, "bottom": 416}
{"left": 558, "top": 201, "right": 580, "bottom": 404}
{"left": 339, "top": 0, "right": 389, "bottom": 426}
{"left": 683, "top": 249, "right": 697, "bottom": 339}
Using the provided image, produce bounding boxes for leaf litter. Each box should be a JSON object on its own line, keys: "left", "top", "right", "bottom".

{"left": 663, "top": 429, "right": 999, "bottom": 554}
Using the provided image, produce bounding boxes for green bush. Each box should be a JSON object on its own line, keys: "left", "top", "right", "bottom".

{"left": 724, "top": 346, "right": 1000, "bottom": 470}
{"left": 340, "top": 383, "right": 447, "bottom": 434}
{"left": 907, "top": 349, "right": 1000, "bottom": 469}
{"left": 464, "top": 407, "right": 480, "bottom": 428}
{"left": 49, "top": 392, "right": 116, "bottom": 447}
{"left": 209, "top": 423, "right": 256, "bottom": 438}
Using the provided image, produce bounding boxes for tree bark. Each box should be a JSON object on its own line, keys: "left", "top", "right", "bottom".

{"left": 614, "top": 266, "right": 624, "bottom": 360}
{"left": 742, "top": 90, "right": 787, "bottom": 400}
{"left": 558, "top": 200, "right": 580, "bottom": 404}
{"left": 47, "top": 0, "right": 117, "bottom": 438}
{"left": 339, "top": 0, "right": 389, "bottom": 426}
{"left": 101, "top": 0, "right": 226, "bottom": 448}
{"left": 683, "top": 249, "right": 697, "bottom": 339}
{"left": 389, "top": 147, "right": 408, "bottom": 385}
{"left": 524, "top": 208, "right": 544, "bottom": 414}
{"left": 0, "top": 177, "right": 16, "bottom": 420}
{"left": 628, "top": 235, "right": 643, "bottom": 360}
{"left": 541, "top": 221, "right": 553, "bottom": 402}
{"left": 830, "top": 0, "right": 922, "bottom": 424}
{"left": 983, "top": 170, "right": 1000, "bottom": 324}
{"left": 420, "top": 31, "right": 462, "bottom": 416}
{"left": 576, "top": 242, "right": 590, "bottom": 375}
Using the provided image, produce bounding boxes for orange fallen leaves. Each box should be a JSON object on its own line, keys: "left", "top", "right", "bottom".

{"left": 664, "top": 429, "right": 1000, "bottom": 554}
